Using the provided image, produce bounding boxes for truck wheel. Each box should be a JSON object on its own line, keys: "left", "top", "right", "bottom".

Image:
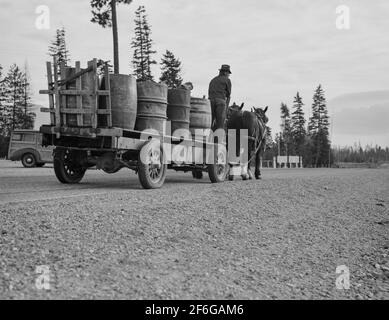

{"left": 208, "top": 146, "right": 227, "bottom": 183}
{"left": 138, "top": 141, "right": 167, "bottom": 189}
{"left": 54, "top": 148, "right": 86, "bottom": 184}
{"left": 21, "top": 153, "right": 37, "bottom": 168}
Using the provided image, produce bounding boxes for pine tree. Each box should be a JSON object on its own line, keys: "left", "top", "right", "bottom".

{"left": 291, "top": 92, "right": 306, "bottom": 159}
{"left": 280, "top": 102, "right": 292, "bottom": 161}
{"left": 0, "top": 64, "right": 7, "bottom": 136}
{"left": 21, "top": 62, "right": 36, "bottom": 130}
{"left": 0, "top": 64, "right": 35, "bottom": 136}
{"left": 262, "top": 126, "right": 278, "bottom": 162}
{"left": 90, "top": 0, "right": 133, "bottom": 74}
{"left": 131, "top": 6, "right": 156, "bottom": 81}
{"left": 48, "top": 27, "right": 70, "bottom": 72}
{"left": 160, "top": 50, "right": 183, "bottom": 88}
{"left": 309, "top": 85, "right": 330, "bottom": 167}
{"left": 3, "top": 64, "right": 24, "bottom": 135}
{"left": 264, "top": 125, "right": 273, "bottom": 150}
{"left": 308, "top": 85, "right": 325, "bottom": 134}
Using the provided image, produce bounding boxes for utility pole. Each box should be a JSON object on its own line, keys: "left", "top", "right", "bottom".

{"left": 111, "top": 0, "right": 119, "bottom": 74}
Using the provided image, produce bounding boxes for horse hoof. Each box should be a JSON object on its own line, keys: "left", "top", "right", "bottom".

{"left": 248, "top": 170, "right": 254, "bottom": 180}
{"left": 229, "top": 175, "right": 234, "bottom": 181}
{"left": 255, "top": 175, "right": 262, "bottom": 180}
{"left": 241, "top": 174, "right": 249, "bottom": 181}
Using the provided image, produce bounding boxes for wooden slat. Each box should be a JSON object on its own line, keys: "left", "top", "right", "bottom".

{"left": 56, "top": 108, "right": 112, "bottom": 114}
{"left": 57, "top": 65, "right": 93, "bottom": 86}
{"left": 88, "top": 59, "right": 98, "bottom": 129}
{"left": 60, "top": 61, "right": 67, "bottom": 127}
{"left": 60, "top": 108, "right": 91, "bottom": 114}
{"left": 40, "top": 89, "right": 109, "bottom": 96}
{"left": 45, "top": 62, "right": 55, "bottom": 126}
{"left": 53, "top": 57, "right": 61, "bottom": 138}
{"left": 104, "top": 63, "right": 112, "bottom": 127}
{"left": 40, "top": 125, "right": 123, "bottom": 138}
{"left": 97, "top": 109, "right": 112, "bottom": 115}
{"left": 40, "top": 107, "right": 51, "bottom": 113}
{"left": 75, "top": 61, "right": 83, "bottom": 126}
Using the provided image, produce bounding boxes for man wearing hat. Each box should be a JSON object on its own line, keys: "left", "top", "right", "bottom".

{"left": 208, "top": 64, "right": 232, "bottom": 131}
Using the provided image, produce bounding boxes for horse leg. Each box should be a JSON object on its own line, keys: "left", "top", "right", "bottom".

{"left": 241, "top": 142, "right": 251, "bottom": 181}
{"left": 228, "top": 164, "right": 234, "bottom": 181}
{"left": 248, "top": 140, "right": 255, "bottom": 180}
{"left": 255, "top": 148, "right": 262, "bottom": 180}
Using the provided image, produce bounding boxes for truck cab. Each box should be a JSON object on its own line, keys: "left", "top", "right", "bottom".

{"left": 8, "top": 130, "right": 54, "bottom": 167}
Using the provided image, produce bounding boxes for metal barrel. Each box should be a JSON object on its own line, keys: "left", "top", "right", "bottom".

{"left": 167, "top": 88, "right": 191, "bottom": 136}
{"left": 99, "top": 74, "right": 137, "bottom": 130}
{"left": 189, "top": 97, "right": 212, "bottom": 136}
{"left": 135, "top": 81, "right": 168, "bottom": 135}
{"left": 64, "top": 67, "right": 93, "bottom": 127}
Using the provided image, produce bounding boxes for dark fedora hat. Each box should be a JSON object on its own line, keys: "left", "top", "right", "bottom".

{"left": 219, "top": 64, "right": 232, "bottom": 74}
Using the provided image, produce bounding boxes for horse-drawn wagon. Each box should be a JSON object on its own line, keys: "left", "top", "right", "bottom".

{"left": 39, "top": 58, "right": 228, "bottom": 189}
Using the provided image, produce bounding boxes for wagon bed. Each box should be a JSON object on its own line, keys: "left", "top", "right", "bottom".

{"left": 39, "top": 58, "right": 227, "bottom": 189}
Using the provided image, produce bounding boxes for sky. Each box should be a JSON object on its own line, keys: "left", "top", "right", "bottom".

{"left": 0, "top": 0, "right": 388, "bottom": 147}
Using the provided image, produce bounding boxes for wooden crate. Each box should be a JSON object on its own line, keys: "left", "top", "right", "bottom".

{"left": 40, "top": 58, "right": 112, "bottom": 137}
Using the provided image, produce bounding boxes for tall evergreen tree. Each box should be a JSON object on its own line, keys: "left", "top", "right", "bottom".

{"left": 0, "top": 64, "right": 35, "bottom": 136}
{"left": 0, "top": 64, "right": 7, "bottom": 136}
{"left": 309, "top": 85, "right": 330, "bottom": 167}
{"left": 160, "top": 50, "right": 183, "bottom": 88}
{"left": 131, "top": 6, "right": 156, "bottom": 81}
{"left": 90, "top": 0, "right": 133, "bottom": 74}
{"left": 291, "top": 92, "right": 306, "bottom": 159}
{"left": 48, "top": 27, "right": 70, "bottom": 72}
{"left": 21, "top": 62, "right": 35, "bottom": 129}
{"left": 280, "top": 102, "right": 292, "bottom": 160}
{"left": 264, "top": 125, "right": 273, "bottom": 150}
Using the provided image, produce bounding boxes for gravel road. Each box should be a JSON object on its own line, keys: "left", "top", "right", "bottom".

{"left": 0, "top": 160, "right": 388, "bottom": 299}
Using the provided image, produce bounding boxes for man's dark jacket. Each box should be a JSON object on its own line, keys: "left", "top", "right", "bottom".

{"left": 208, "top": 75, "right": 232, "bottom": 101}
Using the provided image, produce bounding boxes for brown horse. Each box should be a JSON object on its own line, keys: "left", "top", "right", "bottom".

{"left": 227, "top": 103, "right": 269, "bottom": 180}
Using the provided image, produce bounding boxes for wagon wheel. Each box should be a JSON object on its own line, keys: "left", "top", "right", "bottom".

{"left": 53, "top": 148, "right": 87, "bottom": 184}
{"left": 208, "top": 145, "right": 227, "bottom": 183}
{"left": 137, "top": 141, "right": 167, "bottom": 189}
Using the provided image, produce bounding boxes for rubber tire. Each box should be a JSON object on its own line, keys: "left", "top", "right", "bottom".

{"left": 21, "top": 153, "right": 37, "bottom": 168}
{"left": 54, "top": 148, "right": 87, "bottom": 184}
{"left": 192, "top": 170, "right": 203, "bottom": 179}
{"left": 138, "top": 141, "right": 167, "bottom": 189}
{"left": 208, "top": 147, "right": 227, "bottom": 183}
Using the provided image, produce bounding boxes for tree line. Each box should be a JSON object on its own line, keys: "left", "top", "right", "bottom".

{"left": 0, "top": 64, "right": 36, "bottom": 137}
{"left": 0, "top": 62, "right": 36, "bottom": 158}
{"left": 333, "top": 144, "right": 389, "bottom": 164}
{"left": 263, "top": 85, "right": 332, "bottom": 167}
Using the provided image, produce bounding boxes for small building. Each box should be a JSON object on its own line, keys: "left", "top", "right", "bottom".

{"left": 273, "top": 156, "right": 303, "bottom": 168}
